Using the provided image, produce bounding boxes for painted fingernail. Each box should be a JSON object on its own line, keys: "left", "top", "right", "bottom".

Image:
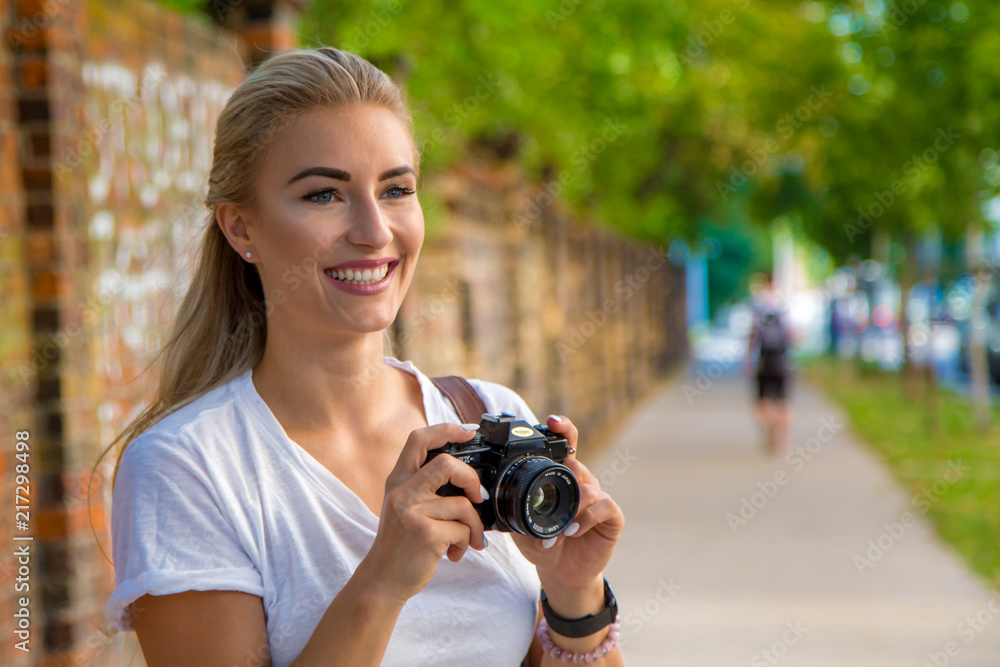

{"left": 564, "top": 522, "right": 580, "bottom": 537}
{"left": 542, "top": 537, "right": 558, "bottom": 549}
{"left": 483, "top": 534, "right": 490, "bottom": 548}
{"left": 479, "top": 484, "right": 490, "bottom": 502}
{"left": 547, "top": 415, "right": 563, "bottom": 423}
{"left": 460, "top": 423, "right": 480, "bottom": 431}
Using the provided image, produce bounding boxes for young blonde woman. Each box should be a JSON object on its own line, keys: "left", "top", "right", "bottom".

{"left": 102, "top": 47, "right": 625, "bottom": 666}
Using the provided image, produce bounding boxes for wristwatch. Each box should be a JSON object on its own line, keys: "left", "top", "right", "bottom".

{"left": 540, "top": 578, "right": 619, "bottom": 639}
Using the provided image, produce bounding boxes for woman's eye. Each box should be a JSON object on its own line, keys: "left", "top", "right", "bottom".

{"left": 304, "top": 189, "right": 337, "bottom": 204}
{"left": 304, "top": 186, "right": 414, "bottom": 203}
{"left": 384, "top": 185, "right": 416, "bottom": 198}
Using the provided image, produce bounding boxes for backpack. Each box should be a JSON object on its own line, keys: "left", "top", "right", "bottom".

{"left": 756, "top": 309, "right": 789, "bottom": 374}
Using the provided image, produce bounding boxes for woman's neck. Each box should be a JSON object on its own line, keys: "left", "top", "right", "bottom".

{"left": 250, "top": 325, "right": 398, "bottom": 438}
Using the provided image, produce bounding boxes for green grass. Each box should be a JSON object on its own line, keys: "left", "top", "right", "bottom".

{"left": 805, "top": 358, "right": 1000, "bottom": 586}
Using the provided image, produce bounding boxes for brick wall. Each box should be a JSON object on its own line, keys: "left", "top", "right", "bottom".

{"left": 0, "top": 1, "right": 686, "bottom": 664}
{"left": 51, "top": 2, "right": 247, "bottom": 664}
{"left": 1, "top": 0, "right": 34, "bottom": 664}
{"left": 3, "top": 0, "right": 247, "bottom": 663}
{"left": 405, "top": 161, "right": 686, "bottom": 439}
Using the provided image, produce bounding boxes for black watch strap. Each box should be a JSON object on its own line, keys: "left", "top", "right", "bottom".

{"left": 540, "top": 578, "right": 618, "bottom": 639}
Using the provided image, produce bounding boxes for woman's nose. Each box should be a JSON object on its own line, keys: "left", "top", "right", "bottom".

{"left": 346, "top": 195, "right": 393, "bottom": 248}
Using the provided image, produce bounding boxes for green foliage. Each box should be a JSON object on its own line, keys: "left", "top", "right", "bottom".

{"left": 279, "top": 1, "right": 1000, "bottom": 257}
{"left": 803, "top": 1, "right": 1000, "bottom": 259}
{"left": 807, "top": 358, "right": 1000, "bottom": 584}
{"left": 699, "top": 217, "right": 766, "bottom": 314}
{"left": 155, "top": 0, "right": 205, "bottom": 13}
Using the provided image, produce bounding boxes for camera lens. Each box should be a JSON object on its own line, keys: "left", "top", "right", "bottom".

{"left": 531, "top": 483, "right": 559, "bottom": 517}
{"left": 495, "top": 455, "right": 580, "bottom": 538}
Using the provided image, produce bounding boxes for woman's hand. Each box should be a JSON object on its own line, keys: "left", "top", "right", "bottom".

{"left": 511, "top": 415, "right": 625, "bottom": 593}
{"left": 357, "top": 423, "right": 488, "bottom": 605}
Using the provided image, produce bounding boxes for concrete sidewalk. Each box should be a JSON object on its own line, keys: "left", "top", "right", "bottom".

{"left": 593, "top": 364, "right": 1000, "bottom": 666}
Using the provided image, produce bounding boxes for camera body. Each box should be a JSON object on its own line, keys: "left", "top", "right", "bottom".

{"left": 424, "top": 412, "right": 580, "bottom": 538}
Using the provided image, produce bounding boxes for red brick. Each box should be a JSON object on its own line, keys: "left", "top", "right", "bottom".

{"left": 18, "top": 57, "right": 47, "bottom": 89}
{"left": 36, "top": 504, "right": 67, "bottom": 540}
{"left": 32, "top": 270, "right": 60, "bottom": 299}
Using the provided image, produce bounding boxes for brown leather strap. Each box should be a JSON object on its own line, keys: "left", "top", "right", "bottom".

{"left": 430, "top": 375, "right": 487, "bottom": 425}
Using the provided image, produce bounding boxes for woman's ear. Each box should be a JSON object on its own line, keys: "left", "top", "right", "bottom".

{"left": 216, "top": 203, "right": 255, "bottom": 259}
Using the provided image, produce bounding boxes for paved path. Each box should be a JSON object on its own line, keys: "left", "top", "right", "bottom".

{"left": 592, "top": 358, "right": 1000, "bottom": 666}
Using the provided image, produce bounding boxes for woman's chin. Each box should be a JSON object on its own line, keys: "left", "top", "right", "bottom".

{"left": 334, "top": 320, "right": 394, "bottom": 336}
{"left": 339, "top": 315, "right": 399, "bottom": 337}
{"left": 278, "top": 302, "right": 400, "bottom": 342}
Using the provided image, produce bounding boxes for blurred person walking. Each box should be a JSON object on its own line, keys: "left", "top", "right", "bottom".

{"left": 747, "top": 274, "right": 793, "bottom": 456}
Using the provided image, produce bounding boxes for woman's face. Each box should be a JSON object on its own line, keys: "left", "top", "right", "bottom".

{"left": 243, "top": 103, "right": 423, "bottom": 339}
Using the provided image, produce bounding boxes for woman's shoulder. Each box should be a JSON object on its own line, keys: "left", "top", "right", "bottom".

{"left": 123, "top": 370, "right": 253, "bottom": 459}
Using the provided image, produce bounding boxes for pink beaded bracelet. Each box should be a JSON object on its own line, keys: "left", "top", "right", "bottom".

{"left": 536, "top": 615, "right": 621, "bottom": 664}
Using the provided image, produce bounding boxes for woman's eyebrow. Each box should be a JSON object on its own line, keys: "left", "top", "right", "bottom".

{"left": 286, "top": 165, "right": 415, "bottom": 186}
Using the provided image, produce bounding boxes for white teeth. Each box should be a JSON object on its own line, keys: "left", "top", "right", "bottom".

{"left": 327, "top": 264, "right": 390, "bottom": 285}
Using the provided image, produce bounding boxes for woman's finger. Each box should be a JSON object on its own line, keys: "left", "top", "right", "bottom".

{"left": 544, "top": 414, "right": 578, "bottom": 458}
{"left": 575, "top": 480, "right": 604, "bottom": 510}
{"left": 419, "top": 495, "right": 487, "bottom": 551}
{"left": 446, "top": 543, "right": 469, "bottom": 563}
{"left": 387, "top": 422, "right": 478, "bottom": 482}
{"left": 441, "top": 522, "right": 472, "bottom": 563}
{"left": 408, "top": 514, "right": 472, "bottom": 563}
{"left": 564, "top": 455, "right": 601, "bottom": 489}
{"left": 566, "top": 495, "right": 624, "bottom": 541}
{"left": 415, "top": 451, "right": 487, "bottom": 505}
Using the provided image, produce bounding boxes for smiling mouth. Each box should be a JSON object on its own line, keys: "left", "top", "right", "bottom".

{"left": 323, "top": 262, "right": 395, "bottom": 285}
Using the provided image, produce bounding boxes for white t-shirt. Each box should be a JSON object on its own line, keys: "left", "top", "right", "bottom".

{"left": 106, "top": 357, "right": 542, "bottom": 667}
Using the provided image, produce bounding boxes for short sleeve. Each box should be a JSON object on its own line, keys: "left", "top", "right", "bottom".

{"left": 105, "top": 431, "right": 264, "bottom": 632}
{"left": 467, "top": 379, "right": 540, "bottom": 427}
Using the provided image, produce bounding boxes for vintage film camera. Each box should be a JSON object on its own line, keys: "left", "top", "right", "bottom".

{"left": 424, "top": 412, "right": 581, "bottom": 538}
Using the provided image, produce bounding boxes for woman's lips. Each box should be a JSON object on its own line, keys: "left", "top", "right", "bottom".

{"left": 323, "top": 260, "right": 397, "bottom": 295}
{"left": 325, "top": 257, "right": 395, "bottom": 273}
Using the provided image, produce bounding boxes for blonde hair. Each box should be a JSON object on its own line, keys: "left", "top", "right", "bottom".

{"left": 95, "top": 47, "right": 416, "bottom": 527}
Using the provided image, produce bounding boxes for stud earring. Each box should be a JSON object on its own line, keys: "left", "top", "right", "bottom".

{"left": 245, "top": 251, "right": 252, "bottom": 258}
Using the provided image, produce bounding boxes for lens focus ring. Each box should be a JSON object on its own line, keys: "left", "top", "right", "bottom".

{"left": 497, "top": 456, "right": 580, "bottom": 538}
